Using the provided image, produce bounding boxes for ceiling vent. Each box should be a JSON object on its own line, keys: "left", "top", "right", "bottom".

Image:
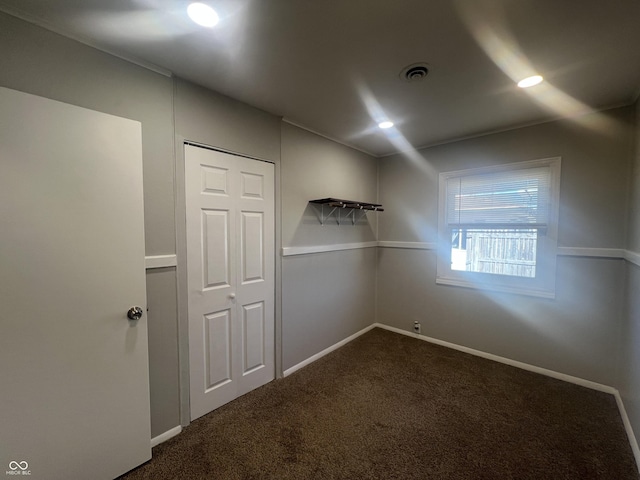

{"left": 400, "top": 63, "right": 430, "bottom": 82}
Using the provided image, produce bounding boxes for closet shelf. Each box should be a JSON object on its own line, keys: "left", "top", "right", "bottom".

{"left": 309, "top": 198, "right": 384, "bottom": 226}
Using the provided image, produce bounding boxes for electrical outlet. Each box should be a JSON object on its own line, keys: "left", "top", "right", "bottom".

{"left": 413, "top": 321, "right": 421, "bottom": 334}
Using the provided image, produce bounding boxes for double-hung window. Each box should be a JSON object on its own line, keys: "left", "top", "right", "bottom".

{"left": 436, "top": 157, "right": 561, "bottom": 298}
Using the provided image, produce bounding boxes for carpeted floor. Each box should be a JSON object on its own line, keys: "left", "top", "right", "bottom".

{"left": 120, "top": 328, "right": 639, "bottom": 479}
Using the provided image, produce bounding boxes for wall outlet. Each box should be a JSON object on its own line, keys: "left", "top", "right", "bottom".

{"left": 413, "top": 321, "right": 421, "bottom": 334}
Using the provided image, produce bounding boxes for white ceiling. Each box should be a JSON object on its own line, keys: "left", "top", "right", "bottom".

{"left": 2, "top": 0, "right": 639, "bottom": 156}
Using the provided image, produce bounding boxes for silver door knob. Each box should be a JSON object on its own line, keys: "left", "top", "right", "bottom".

{"left": 127, "top": 306, "right": 144, "bottom": 320}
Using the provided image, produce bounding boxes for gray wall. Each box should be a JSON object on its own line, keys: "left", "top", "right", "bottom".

{"left": 146, "top": 268, "right": 180, "bottom": 436}
{"left": 175, "top": 80, "right": 281, "bottom": 162}
{"left": 281, "top": 123, "right": 378, "bottom": 370}
{"left": 619, "top": 99, "right": 640, "bottom": 447}
{"left": 377, "top": 106, "right": 635, "bottom": 386}
{"left": 282, "top": 248, "right": 376, "bottom": 370}
{"left": 281, "top": 123, "right": 378, "bottom": 247}
{"left": 627, "top": 101, "right": 640, "bottom": 254}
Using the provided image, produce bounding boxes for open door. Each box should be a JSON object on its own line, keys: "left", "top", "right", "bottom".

{"left": 0, "top": 87, "right": 151, "bottom": 480}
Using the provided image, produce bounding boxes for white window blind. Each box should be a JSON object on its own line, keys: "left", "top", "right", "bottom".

{"left": 445, "top": 166, "right": 551, "bottom": 229}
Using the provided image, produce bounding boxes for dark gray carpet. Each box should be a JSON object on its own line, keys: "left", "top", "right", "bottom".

{"left": 120, "top": 328, "right": 639, "bottom": 479}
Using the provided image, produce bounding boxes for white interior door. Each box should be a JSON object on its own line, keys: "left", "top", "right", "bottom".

{"left": 185, "top": 144, "right": 274, "bottom": 421}
{"left": 0, "top": 87, "right": 150, "bottom": 480}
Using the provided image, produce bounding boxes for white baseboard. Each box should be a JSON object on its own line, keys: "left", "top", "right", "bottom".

{"left": 151, "top": 425, "right": 182, "bottom": 448}
{"left": 614, "top": 392, "right": 640, "bottom": 473}
{"left": 373, "top": 322, "right": 640, "bottom": 473}
{"left": 282, "top": 324, "right": 376, "bottom": 377}
{"left": 374, "top": 323, "right": 615, "bottom": 392}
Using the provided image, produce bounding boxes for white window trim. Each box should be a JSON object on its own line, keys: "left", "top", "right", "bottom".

{"left": 436, "top": 157, "right": 561, "bottom": 299}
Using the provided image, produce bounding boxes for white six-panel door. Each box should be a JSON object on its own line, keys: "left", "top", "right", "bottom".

{"left": 185, "top": 144, "right": 275, "bottom": 421}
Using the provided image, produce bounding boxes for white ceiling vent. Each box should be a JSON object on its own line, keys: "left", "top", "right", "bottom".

{"left": 400, "top": 63, "right": 430, "bottom": 82}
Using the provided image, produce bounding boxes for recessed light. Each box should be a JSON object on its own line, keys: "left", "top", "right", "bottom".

{"left": 517, "top": 75, "right": 543, "bottom": 88}
{"left": 187, "top": 3, "right": 219, "bottom": 28}
{"left": 378, "top": 121, "right": 394, "bottom": 129}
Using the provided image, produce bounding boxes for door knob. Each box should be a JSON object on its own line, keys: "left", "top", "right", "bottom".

{"left": 127, "top": 306, "right": 144, "bottom": 320}
{"left": 228, "top": 293, "right": 236, "bottom": 300}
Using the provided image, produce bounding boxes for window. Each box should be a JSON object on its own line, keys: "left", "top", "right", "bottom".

{"left": 436, "top": 157, "right": 561, "bottom": 298}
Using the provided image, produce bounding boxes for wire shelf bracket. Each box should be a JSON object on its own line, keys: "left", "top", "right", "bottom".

{"left": 309, "top": 198, "right": 384, "bottom": 226}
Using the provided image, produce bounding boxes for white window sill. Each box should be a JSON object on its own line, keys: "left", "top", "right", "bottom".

{"left": 435, "top": 276, "right": 556, "bottom": 299}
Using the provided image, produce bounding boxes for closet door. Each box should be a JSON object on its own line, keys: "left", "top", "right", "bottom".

{"left": 185, "top": 144, "right": 274, "bottom": 420}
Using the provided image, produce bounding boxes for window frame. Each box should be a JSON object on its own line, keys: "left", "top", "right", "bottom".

{"left": 436, "top": 157, "right": 561, "bottom": 299}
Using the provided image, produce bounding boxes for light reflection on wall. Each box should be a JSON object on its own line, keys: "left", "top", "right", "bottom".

{"left": 453, "top": 0, "right": 619, "bottom": 136}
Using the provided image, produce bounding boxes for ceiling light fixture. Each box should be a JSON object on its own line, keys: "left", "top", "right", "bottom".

{"left": 378, "top": 121, "right": 394, "bottom": 129}
{"left": 187, "top": 3, "right": 219, "bottom": 28}
{"left": 517, "top": 75, "right": 543, "bottom": 88}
